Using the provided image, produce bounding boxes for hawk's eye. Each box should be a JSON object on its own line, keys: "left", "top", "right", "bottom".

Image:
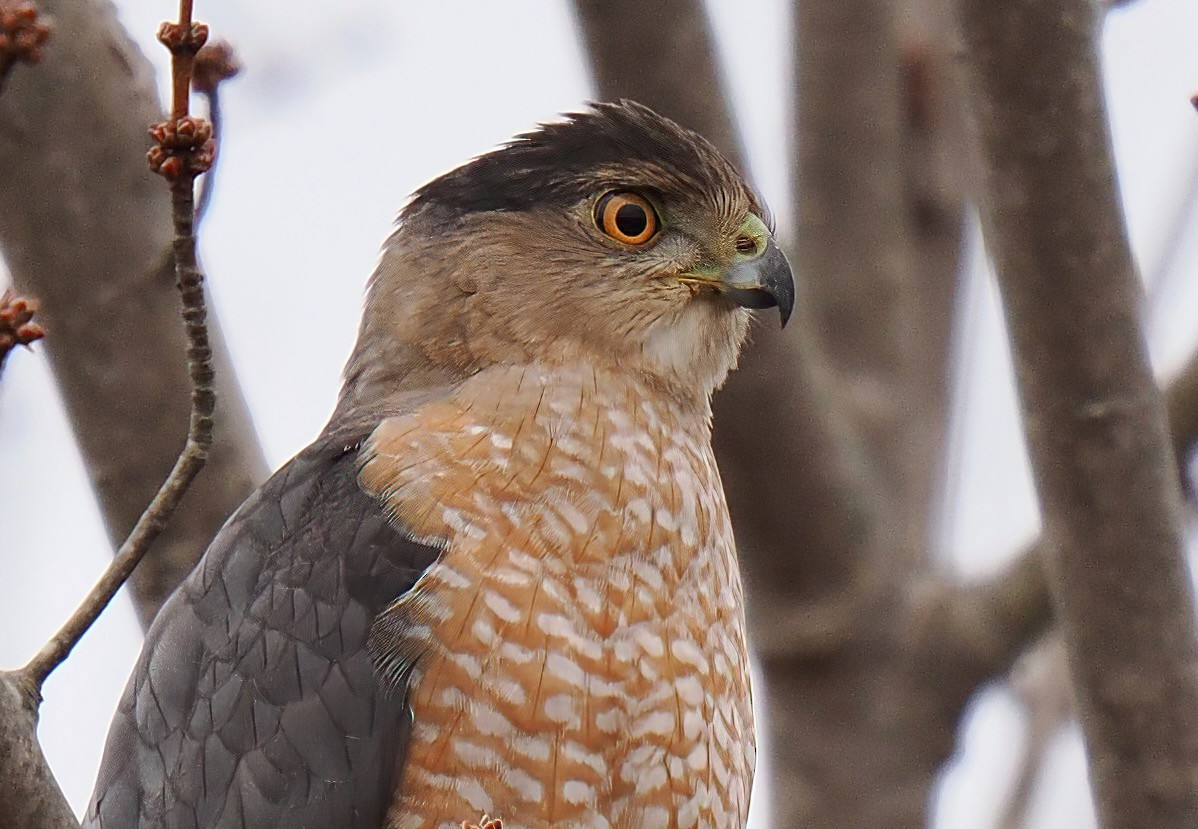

{"left": 595, "top": 192, "right": 658, "bottom": 246}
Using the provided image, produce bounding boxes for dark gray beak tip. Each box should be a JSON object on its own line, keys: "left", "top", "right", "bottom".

{"left": 770, "top": 243, "right": 796, "bottom": 329}
{"left": 723, "top": 240, "right": 795, "bottom": 329}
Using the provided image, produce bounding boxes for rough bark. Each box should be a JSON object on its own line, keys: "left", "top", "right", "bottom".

{"left": 958, "top": 1, "right": 1198, "bottom": 825}
{"left": 0, "top": 672, "right": 78, "bottom": 829}
{"left": 0, "top": 0, "right": 267, "bottom": 627}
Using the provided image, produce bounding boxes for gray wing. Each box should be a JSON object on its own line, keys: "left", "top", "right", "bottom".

{"left": 84, "top": 436, "right": 440, "bottom": 829}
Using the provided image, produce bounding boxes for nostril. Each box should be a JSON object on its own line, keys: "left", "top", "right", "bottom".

{"left": 735, "top": 236, "right": 758, "bottom": 255}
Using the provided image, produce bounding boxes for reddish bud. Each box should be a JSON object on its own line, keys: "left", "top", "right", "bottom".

{"left": 159, "top": 156, "right": 184, "bottom": 179}
{"left": 156, "top": 18, "right": 208, "bottom": 54}
{"left": 0, "top": 1, "right": 52, "bottom": 68}
{"left": 0, "top": 288, "right": 45, "bottom": 358}
{"left": 192, "top": 39, "right": 240, "bottom": 94}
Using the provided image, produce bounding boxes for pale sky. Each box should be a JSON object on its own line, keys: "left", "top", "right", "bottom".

{"left": 1, "top": 2, "right": 1196, "bottom": 827}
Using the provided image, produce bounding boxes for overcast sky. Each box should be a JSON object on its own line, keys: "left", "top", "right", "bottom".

{"left": 1, "top": 2, "right": 1197, "bottom": 827}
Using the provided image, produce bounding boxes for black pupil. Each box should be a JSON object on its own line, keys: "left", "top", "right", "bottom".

{"left": 614, "top": 202, "right": 648, "bottom": 238}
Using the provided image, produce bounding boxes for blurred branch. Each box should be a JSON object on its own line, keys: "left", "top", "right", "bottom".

{"left": 996, "top": 636, "right": 1074, "bottom": 829}
{"left": 1166, "top": 350, "right": 1198, "bottom": 496}
{"left": 192, "top": 38, "right": 240, "bottom": 222}
{"left": 921, "top": 343, "right": 1198, "bottom": 707}
{"left": 790, "top": 0, "right": 919, "bottom": 558}
{"left": 0, "top": 0, "right": 267, "bottom": 628}
{"left": 958, "top": 0, "right": 1198, "bottom": 825}
{"left": 569, "top": 0, "right": 744, "bottom": 170}
{"left": 896, "top": 0, "right": 974, "bottom": 543}
{"left": 913, "top": 544, "right": 1053, "bottom": 695}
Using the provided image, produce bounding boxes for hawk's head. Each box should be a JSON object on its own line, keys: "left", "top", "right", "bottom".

{"left": 346, "top": 101, "right": 792, "bottom": 409}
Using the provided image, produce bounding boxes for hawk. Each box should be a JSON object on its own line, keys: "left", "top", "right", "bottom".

{"left": 85, "top": 101, "right": 794, "bottom": 829}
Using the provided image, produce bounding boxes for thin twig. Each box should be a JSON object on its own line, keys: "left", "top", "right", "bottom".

{"left": 192, "top": 39, "right": 239, "bottom": 223}
{"left": 996, "top": 636, "right": 1073, "bottom": 829}
{"left": 21, "top": 0, "right": 215, "bottom": 688}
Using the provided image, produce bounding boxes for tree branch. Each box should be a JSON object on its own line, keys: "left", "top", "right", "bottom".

{"left": 20, "top": 0, "right": 215, "bottom": 689}
{"left": 913, "top": 543, "right": 1053, "bottom": 695}
{"left": 957, "top": 0, "right": 1198, "bottom": 824}
{"left": 789, "top": 0, "right": 920, "bottom": 557}
{"left": 0, "top": 5, "right": 218, "bottom": 826}
{"left": 0, "top": 672, "right": 77, "bottom": 829}
{"left": 996, "top": 636, "right": 1074, "bottom": 829}
{"left": 928, "top": 345, "right": 1198, "bottom": 694}
{"left": 0, "top": 0, "right": 267, "bottom": 628}
{"left": 569, "top": 0, "right": 744, "bottom": 170}
{"left": 896, "top": 0, "right": 975, "bottom": 539}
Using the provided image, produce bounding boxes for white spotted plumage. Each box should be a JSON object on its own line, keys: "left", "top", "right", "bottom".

{"left": 360, "top": 355, "right": 755, "bottom": 829}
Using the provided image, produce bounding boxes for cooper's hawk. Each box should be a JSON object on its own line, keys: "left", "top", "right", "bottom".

{"left": 85, "top": 101, "right": 793, "bottom": 829}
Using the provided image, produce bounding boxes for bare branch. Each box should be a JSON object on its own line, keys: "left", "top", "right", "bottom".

{"left": 920, "top": 341, "right": 1198, "bottom": 702}
{"left": 789, "top": 0, "right": 913, "bottom": 531}
{"left": 896, "top": 0, "right": 975, "bottom": 537}
{"left": 0, "top": 5, "right": 220, "bottom": 824}
{"left": 958, "top": 0, "right": 1198, "bottom": 824}
{"left": 996, "top": 636, "right": 1074, "bottom": 829}
{"left": 192, "top": 39, "right": 240, "bottom": 222}
{"left": 569, "top": 0, "right": 744, "bottom": 170}
{"left": 24, "top": 0, "right": 216, "bottom": 688}
{"left": 0, "top": 0, "right": 267, "bottom": 628}
{"left": 913, "top": 544, "right": 1053, "bottom": 691}
{"left": 0, "top": 672, "right": 77, "bottom": 829}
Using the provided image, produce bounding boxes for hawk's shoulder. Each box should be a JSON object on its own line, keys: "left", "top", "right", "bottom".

{"left": 85, "top": 432, "right": 440, "bottom": 829}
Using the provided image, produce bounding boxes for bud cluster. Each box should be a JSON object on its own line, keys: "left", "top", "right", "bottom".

{"left": 0, "top": 289, "right": 45, "bottom": 357}
{"left": 147, "top": 115, "right": 215, "bottom": 180}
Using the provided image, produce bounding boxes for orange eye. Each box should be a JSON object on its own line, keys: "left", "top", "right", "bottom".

{"left": 595, "top": 192, "right": 658, "bottom": 246}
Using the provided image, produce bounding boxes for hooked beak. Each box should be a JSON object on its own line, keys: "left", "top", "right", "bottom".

{"left": 717, "top": 238, "right": 795, "bottom": 328}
